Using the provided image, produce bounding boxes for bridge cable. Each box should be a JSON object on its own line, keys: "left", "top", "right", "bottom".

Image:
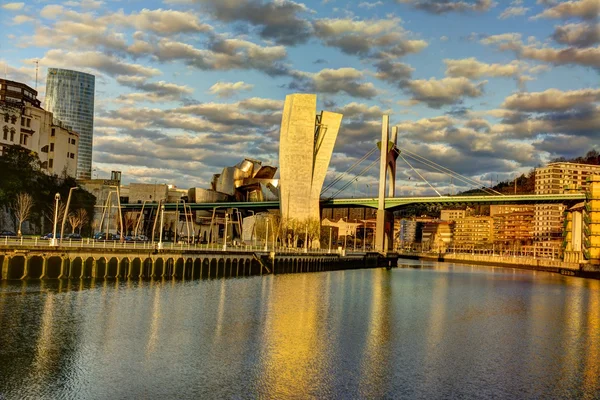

{"left": 400, "top": 148, "right": 504, "bottom": 195}
{"left": 321, "top": 147, "right": 378, "bottom": 195}
{"left": 399, "top": 154, "right": 443, "bottom": 197}
{"left": 401, "top": 152, "right": 498, "bottom": 196}
{"left": 399, "top": 148, "right": 505, "bottom": 196}
{"left": 329, "top": 156, "right": 381, "bottom": 199}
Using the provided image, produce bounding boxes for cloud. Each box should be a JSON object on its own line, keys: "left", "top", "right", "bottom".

{"left": 12, "top": 15, "right": 33, "bottom": 24}
{"left": 290, "top": 67, "right": 379, "bottom": 99}
{"left": 114, "top": 75, "right": 193, "bottom": 103}
{"left": 312, "top": 17, "right": 427, "bottom": 58}
{"left": 34, "top": 49, "right": 161, "bottom": 77}
{"left": 373, "top": 59, "right": 414, "bottom": 85}
{"left": 335, "top": 102, "right": 392, "bottom": 120}
{"left": 208, "top": 81, "right": 254, "bottom": 98}
{"left": 401, "top": 77, "right": 486, "bottom": 108}
{"left": 483, "top": 34, "right": 600, "bottom": 69}
{"left": 195, "top": 0, "right": 313, "bottom": 45}
{"left": 479, "top": 33, "right": 522, "bottom": 45}
{"left": 358, "top": 1, "right": 383, "bottom": 8}
{"left": 138, "top": 37, "right": 290, "bottom": 76}
{"left": 444, "top": 57, "right": 522, "bottom": 78}
{"left": 532, "top": 0, "right": 599, "bottom": 20}
{"left": 105, "top": 8, "right": 212, "bottom": 35}
{"left": 552, "top": 22, "right": 600, "bottom": 47}
{"left": 501, "top": 88, "right": 600, "bottom": 112}
{"left": 499, "top": 6, "right": 529, "bottom": 19}
{"left": 2, "top": 2, "right": 24, "bottom": 10}
{"left": 397, "top": 0, "right": 496, "bottom": 14}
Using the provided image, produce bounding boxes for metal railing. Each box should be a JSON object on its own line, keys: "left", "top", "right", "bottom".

{"left": 0, "top": 236, "right": 364, "bottom": 255}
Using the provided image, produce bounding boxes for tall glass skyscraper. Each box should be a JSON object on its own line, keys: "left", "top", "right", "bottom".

{"left": 45, "top": 68, "right": 95, "bottom": 179}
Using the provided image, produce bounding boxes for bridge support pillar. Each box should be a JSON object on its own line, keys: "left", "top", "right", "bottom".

{"left": 40, "top": 257, "right": 48, "bottom": 279}
{"left": 1, "top": 256, "right": 9, "bottom": 280}
{"left": 375, "top": 115, "right": 398, "bottom": 252}
{"left": 20, "top": 256, "right": 29, "bottom": 280}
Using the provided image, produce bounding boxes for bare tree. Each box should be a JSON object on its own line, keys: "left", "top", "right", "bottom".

{"left": 123, "top": 212, "right": 138, "bottom": 236}
{"left": 12, "top": 193, "right": 34, "bottom": 237}
{"left": 44, "top": 201, "right": 66, "bottom": 234}
{"left": 68, "top": 212, "right": 80, "bottom": 234}
{"left": 76, "top": 208, "right": 89, "bottom": 234}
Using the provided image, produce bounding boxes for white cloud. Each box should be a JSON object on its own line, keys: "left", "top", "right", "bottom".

{"left": 2, "top": 2, "right": 24, "bottom": 10}
{"left": 499, "top": 6, "right": 529, "bottom": 19}
{"left": 208, "top": 81, "right": 254, "bottom": 98}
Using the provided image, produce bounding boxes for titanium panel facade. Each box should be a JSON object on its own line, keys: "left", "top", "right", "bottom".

{"left": 45, "top": 68, "right": 95, "bottom": 180}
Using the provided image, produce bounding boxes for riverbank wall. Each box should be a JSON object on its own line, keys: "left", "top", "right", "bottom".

{"left": 0, "top": 245, "right": 396, "bottom": 280}
{"left": 398, "top": 252, "right": 600, "bottom": 279}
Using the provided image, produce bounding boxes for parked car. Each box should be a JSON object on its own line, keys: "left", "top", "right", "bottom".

{"left": 94, "top": 232, "right": 114, "bottom": 240}
{"left": 40, "top": 233, "right": 60, "bottom": 240}
{"left": 64, "top": 233, "right": 82, "bottom": 240}
{"left": 0, "top": 230, "right": 16, "bottom": 238}
{"left": 135, "top": 235, "right": 149, "bottom": 241}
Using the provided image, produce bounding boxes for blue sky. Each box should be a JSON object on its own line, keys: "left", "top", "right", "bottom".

{"left": 1, "top": 0, "right": 599, "bottom": 195}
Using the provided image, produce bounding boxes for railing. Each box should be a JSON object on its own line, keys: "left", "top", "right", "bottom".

{"left": 0, "top": 236, "right": 361, "bottom": 255}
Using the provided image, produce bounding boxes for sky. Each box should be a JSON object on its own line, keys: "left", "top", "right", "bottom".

{"left": 0, "top": 0, "right": 599, "bottom": 197}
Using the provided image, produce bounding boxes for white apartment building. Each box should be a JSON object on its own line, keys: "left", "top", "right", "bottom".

{"left": 534, "top": 162, "right": 600, "bottom": 243}
{"left": 0, "top": 79, "right": 79, "bottom": 177}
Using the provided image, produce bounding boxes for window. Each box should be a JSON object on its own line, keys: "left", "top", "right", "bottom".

{"left": 50, "top": 143, "right": 54, "bottom": 152}
{"left": 10, "top": 128, "right": 15, "bottom": 142}
{"left": 10, "top": 115, "right": 16, "bottom": 124}
{"left": 3, "top": 114, "right": 8, "bottom": 123}
{"left": 69, "top": 152, "right": 74, "bottom": 159}
{"left": 26, "top": 119, "right": 31, "bottom": 128}
{"left": 51, "top": 128, "right": 55, "bottom": 137}
{"left": 21, "top": 117, "right": 25, "bottom": 126}
{"left": 41, "top": 145, "right": 48, "bottom": 153}
{"left": 48, "top": 159, "right": 53, "bottom": 168}
{"left": 2, "top": 126, "right": 7, "bottom": 140}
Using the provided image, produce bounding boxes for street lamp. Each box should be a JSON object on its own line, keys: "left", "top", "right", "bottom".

{"left": 158, "top": 204, "right": 165, "bottom": 250}
{"left": 50, "top": 193, "right": 60, "bottom": 247}
{"left": 264, "top": 216, "right": 269, "bottom": 252}
{"left": 60, "top": 186, "right": 79, "bottom": 244}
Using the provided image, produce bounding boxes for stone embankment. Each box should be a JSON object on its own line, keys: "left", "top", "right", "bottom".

{"left": 398, "top": 252, "right": 600, "bottom": 279}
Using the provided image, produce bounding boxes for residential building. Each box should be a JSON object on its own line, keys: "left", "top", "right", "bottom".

{"left": 440, "top": 209, "right": 466, "bottom": 222}
{"left": 453, "top": 216, "right": 493, "bottom": 246}
{"left": 491, "top": 205, "right": 534, "bottom": 244}
{"left": 534, "top": 162, "right": 600, "bottom": 244}
{"left": 1, "top": 79, "right": 79, "bottom": 177}
{"left": 421, "top": 221, "right": 453, "bottom": 252}
{"left": 45, "top": 68, "right": 95, "bottom": 180}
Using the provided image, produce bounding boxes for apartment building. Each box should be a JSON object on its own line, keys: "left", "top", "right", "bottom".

{"left": 453, "top": 216, "right": 493, "bottom": 245}
{"left": 0, "top": 79, "right": 79, "bottom": 177}
{"left": 440, "top": 209, "right": 466, "bottom": 222}
{"left": 490, "top": 205, "right": 534, "bottom": 244}
{"left": 534, "top": 162, "right": 600, "bottom": 243}
{"left": 421, "top": 221, "right": 453, "bottom": 251}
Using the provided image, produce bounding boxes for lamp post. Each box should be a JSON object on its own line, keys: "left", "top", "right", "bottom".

{"left": 158, "top": 204, "right": 165, "bottom": 250}
{"left": 264, "top": 217, "right": 269, "bottom": 252}
{"left": 60, "top": 186, "right": 78, "bottom": 244}
{"left": 328, "top": 225, "right": 332, "bottom": 254}
{"left": 223, "top": 212, "right": 229, "bottom": 251}
{"left": 51, "top": 193, "right": 60, "bottom": 247}
{"left": 248, "top": 210, "right": 256, "bottom": 248}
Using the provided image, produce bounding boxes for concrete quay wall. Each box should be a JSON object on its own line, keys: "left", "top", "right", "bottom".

{"left": 0, "top": 246, "right": 390, "bottom": 281}
{"left": 398, "top": 252, "right": 600, "bottom": 279}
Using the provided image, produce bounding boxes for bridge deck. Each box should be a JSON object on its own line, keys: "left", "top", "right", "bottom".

{"left": 121, "top": 193, "right": 586, "bottom": 211}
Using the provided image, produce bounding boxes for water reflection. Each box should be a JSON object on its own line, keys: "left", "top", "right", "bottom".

{"left": 0, "top": 262, "right": 600, "bottom": 399}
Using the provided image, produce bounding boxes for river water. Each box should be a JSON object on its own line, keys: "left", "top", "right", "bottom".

{"left": 1, "top": 260, "right": 599, "bottom": 399}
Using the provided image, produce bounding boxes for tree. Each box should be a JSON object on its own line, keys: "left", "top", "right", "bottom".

{"left": 12, "top": 192, "right": 34, "bottom": 236}
{"left": 124, "top": 211, "right": 138, "bottom": 235}
{"left": 44, "top": 201, "right": 66, "bottom": 234}
{"left": 68, "top": 209, "right": 89, "bottom": 234}
{"left": 75, "top": 208, "right": 89, "bottom": 234}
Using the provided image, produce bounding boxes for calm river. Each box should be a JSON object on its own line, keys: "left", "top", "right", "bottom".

{"left": 1, "top": 260, "right": 599, "bottom": 399}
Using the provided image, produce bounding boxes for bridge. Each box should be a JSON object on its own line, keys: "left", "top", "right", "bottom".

{"left": 121, "top": 193, "right": 586, "bottom": 212}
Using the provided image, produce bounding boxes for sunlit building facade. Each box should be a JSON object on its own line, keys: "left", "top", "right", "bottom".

{"left": 44, "top": 68, "right": 95, "bottom": 179}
